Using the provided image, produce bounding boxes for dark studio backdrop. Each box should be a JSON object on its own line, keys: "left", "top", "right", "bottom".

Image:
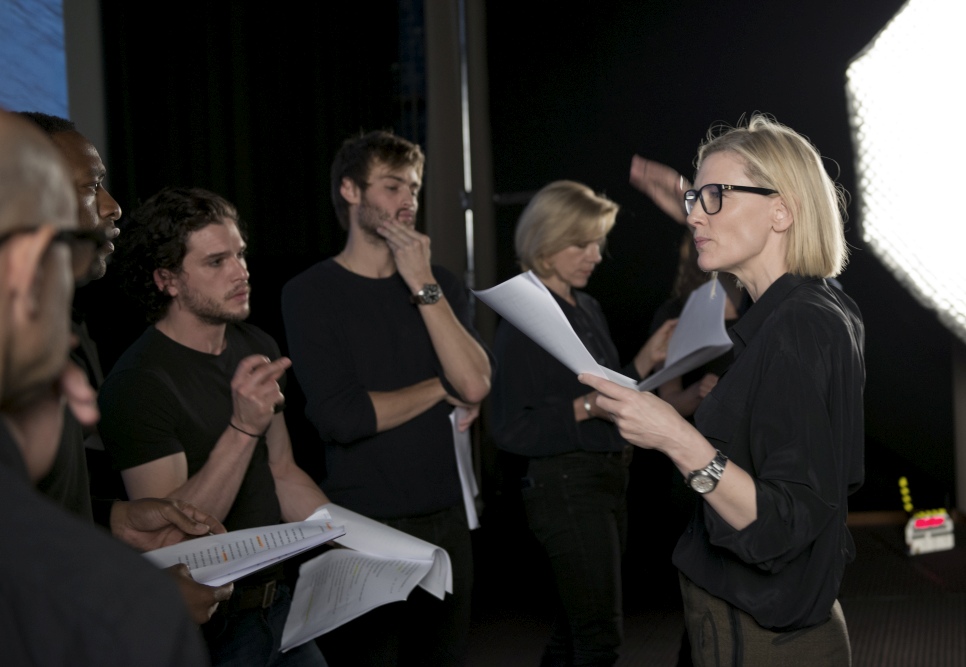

{"left": 77, "top": 0, "right": 954, "bottom": 611}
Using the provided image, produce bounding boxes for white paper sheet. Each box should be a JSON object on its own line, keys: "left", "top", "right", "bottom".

{"left": 309, "top": 503, "right": 452, "bottom": 598}
{"left": 450, "top": 407, "right": 480, "bottom": 530}
{"left": 473, "top": 271, "right": 638, "bottom": 388}
{"left": 636, "top": 278, "right": 734, "bottom": 391}
{"left": 281, "top": 549, "right": 435, "bottom": 650}
{"left": 473, "top": 272, "right": 733, "bottom": 393}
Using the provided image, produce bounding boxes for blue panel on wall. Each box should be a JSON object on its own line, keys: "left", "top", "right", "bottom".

{"left": 0, "top": 0, "right": 68, "bottom": 116}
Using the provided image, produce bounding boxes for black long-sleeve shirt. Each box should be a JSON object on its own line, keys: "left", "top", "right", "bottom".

{"left": 491, "top": 289, "right": 637, "bottom": 457}
{"left": 673, "top": 273, "right": 865, "bottom": 631}
{"left": 281, "top": 260, "right": 493, "bottom": 519}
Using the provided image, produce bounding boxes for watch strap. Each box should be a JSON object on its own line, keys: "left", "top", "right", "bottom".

{"left": 686, "top": 450, "right": 728, "bottom": 493}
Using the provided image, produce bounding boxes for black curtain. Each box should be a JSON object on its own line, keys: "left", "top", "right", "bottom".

{"left": 85, "top": 1, "right": 401, "bottom": 361}
{"left": 81, "top": 1, "right": 406, "bottom": 478}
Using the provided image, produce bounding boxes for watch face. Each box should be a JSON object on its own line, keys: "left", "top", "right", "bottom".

{"left": 689, "top": 472, "right": 716, "bottom": 494}
{"left": 418, "top": 284, "right": 441, "bottom": 304}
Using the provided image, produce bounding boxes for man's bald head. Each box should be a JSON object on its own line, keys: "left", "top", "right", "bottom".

{"left": 0, "top": 111, "right": 76, "bottom": 237}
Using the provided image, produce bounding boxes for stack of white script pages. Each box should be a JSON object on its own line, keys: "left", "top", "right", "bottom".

{"left": 280, "top": 503, "right": 452, "bottom": 651}
{"left": 144, "top": 504, "right": 452, "bottom": 651}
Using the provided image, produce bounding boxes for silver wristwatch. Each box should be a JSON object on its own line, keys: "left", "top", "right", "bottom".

{"left": 686, "top": 450, "right": 728, "bottom": 494}
{"left": 410, "top": 283, "right": 442, "bottom": 305}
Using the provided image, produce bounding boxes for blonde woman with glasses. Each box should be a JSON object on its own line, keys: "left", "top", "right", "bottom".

{"left": 582, "top": 114, "right": 864, "bottom": 666}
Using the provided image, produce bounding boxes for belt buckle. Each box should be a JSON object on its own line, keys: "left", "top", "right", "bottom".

{"left": 261, "top": 580, "right": 277, "bottom": 609}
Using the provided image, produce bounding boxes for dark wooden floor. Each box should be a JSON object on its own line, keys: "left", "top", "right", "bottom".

{"left": 465, "top": 518, "right": 966, "bottom": 666}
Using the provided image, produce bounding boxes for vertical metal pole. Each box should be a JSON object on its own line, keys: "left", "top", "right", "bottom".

{"left": 457, "top": 0, "right": 475, "bottom": 300}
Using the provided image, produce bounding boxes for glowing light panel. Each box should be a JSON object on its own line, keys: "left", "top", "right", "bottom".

{"left": 846, "top": 0, "right": 966, "bottom": 344}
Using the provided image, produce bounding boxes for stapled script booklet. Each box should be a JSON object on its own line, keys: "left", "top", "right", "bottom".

{"left": 143, "top": 518, "right": 346, "bottom": 587}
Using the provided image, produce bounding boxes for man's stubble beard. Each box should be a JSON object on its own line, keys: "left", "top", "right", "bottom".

{"left": 359, "top": 198, "right": 388, "bottom": 236}
{"left": 356, "top": 196, "right": 412, "bottom": 245}
{"left": 180, "top": 284, "right": 250, "bottom": 326}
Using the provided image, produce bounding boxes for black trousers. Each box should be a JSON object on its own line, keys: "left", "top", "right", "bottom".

{"left": 523, "top": 449, "right": 632, "bottom": 667}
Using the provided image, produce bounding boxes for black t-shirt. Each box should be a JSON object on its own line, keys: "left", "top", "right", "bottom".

{"left": 98, "top": 324, "right": 282, "bottom": 532}
{"left": 0, "top": 421, "right": 208, "bottom": 667}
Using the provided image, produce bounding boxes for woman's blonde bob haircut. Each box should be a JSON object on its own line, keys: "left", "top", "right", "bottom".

{"left": 696, "top": 113, "right": 849, "bottom": 278}
{"left": 515, "top": 180, "right": 618, "bottom": 278}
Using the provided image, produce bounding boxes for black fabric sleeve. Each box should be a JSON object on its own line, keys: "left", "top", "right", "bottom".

{"left": 98, "top": 369, "right": 187, "bottom": 471}
{"left": 491, "top": 320, "right": 582, "bottom": 457}
{"left": 281, "top": 270, "right": 379, "bottom": 444}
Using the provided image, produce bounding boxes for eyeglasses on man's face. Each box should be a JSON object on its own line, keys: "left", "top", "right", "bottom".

{"left": 0, "top": 227, "right": 110, "bottom": 283}
{"left": 683, "top": 183, "right": 779, "bottom": 216}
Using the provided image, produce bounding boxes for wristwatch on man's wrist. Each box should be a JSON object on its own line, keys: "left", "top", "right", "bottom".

{"left": 410, "top": 283, "right": 442, "bottom": 306}
{"left": 686, "top": 450, "right": 728, "bottom": 494}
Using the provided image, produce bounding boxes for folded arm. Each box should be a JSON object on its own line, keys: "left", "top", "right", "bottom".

{"left": 379, "top": 219, "right": 492, "bottom": 405}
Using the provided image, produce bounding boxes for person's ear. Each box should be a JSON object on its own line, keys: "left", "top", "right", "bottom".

{"left": 773, "top": 199, "right": 793, "bottom": 232}
{"left": 1, "top": 227, "right": 56, "bottom": 326}
{"left": 153, "top": 267, "right": 178, "bottom": 297}
{"left": 340, "top": 177, "right": 362, "bottom": 206}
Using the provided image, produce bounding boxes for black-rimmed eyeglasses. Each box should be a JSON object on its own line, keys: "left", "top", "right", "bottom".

{"left": 684, "top": 183, "right": 778, "bottom": 216}
{"left": 0, "top": 227, "right": 110, "bottom": 282}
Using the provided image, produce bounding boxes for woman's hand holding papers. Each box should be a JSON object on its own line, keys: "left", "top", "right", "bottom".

{"left": 633, "top": 318, "right": 677, "bottom": 378}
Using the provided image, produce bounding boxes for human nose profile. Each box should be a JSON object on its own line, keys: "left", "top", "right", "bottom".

{"left": 406, "top": 189, "right": 418, "bottom": 210}
{"left": 98, "top": 187, "right": 122, "bottom": 224}
{"left": 233, "top": 256, "right": 250, "bottom": 280}
{"left": 686, "top": 204, "right": 706, "bottom": 233}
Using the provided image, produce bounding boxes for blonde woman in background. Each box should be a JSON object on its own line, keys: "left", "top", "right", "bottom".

{"left": 491, "top": 180, "right": 675, "bottom": 667}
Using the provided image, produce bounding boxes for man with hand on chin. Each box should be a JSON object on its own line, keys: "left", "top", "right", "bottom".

{"left": 282, "top": 130, "right": 492, "bottom": 666}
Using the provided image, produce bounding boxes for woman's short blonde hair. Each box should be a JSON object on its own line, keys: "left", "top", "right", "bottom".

{"left": 696, "top": 113, "right": 849, "bottom": 278}
{"left": 515, "top": 180, "right": 618, "bottom": 277}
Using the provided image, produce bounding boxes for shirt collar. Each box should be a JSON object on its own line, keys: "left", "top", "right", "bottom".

{"left": 729, "top": 273, "right": 817, "bottom": 356}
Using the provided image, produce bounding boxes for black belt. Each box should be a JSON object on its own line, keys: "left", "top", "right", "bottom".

{"left": 225, "top": 579, "right": 278, "bottom": 613}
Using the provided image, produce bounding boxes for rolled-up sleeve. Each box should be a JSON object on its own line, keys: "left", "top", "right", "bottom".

{"left": 703, "top": 341, "right": 841, "bottom": 571}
